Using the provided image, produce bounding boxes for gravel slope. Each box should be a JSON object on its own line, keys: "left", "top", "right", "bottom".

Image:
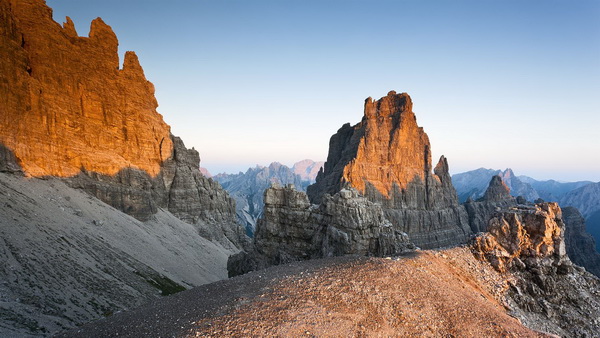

{"left": 61, "top": 249, "right": 550, "bottom": 337}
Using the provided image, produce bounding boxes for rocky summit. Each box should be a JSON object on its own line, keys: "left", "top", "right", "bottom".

{"left": 307, "top": 91, "right": 471, "bottom": 249}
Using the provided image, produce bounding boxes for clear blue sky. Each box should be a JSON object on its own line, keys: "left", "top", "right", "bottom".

{"left": 47, "top": 0, "right": 600, "bottom": 181}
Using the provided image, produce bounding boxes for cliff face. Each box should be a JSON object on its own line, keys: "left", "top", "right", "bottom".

{"left": 0, "top": 0, "right": 247, "bottom": 249}
{"left": 214, "top": 162, "right": 311, "bottom": 237}
{"left": 307, "top": 91, "right": 470, "bottom": 248}
{"left": 228, "top": 185, "right": 414, "bottom": 276}
{"left": 465, "top": 175, "right": 517, "bottom": 233}
{"left": 562, "top": 206, "right": 600, "bottom": 277}
{"left": 471, "top": 202, "right": 600, "bottom": 336}
{"left": 0, "top": 0, "right": 172, "bottom": 178}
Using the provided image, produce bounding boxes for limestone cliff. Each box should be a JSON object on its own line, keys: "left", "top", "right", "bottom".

{"left": 0, "top": 0, "right": 247, "bottom": 249}
{"left": 214, "top": 162, "right": 311, "bottom": 237}
{"left": 228, "top": 185, "right": 414, "bottom": 276}
{"left": 472, "top": 202, "right": 600, "bottom": 336}
{"left": 0, "top": 0, "right": 171, "bottom": 178}
{"left": 464, "top": 175, "right": 517, "bottom": 233}
{"left": 307, "top": 91, "right": 470, "bottom": 248}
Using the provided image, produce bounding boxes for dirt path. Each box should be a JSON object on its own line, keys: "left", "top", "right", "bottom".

{"left": 59, "top": 249, "right": 549, "bottom": 337}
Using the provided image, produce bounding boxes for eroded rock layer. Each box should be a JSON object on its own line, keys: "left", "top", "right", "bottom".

{"left": 228, "top": 185, "right": 415, "bottom": 276}
{"left": 0, "top": 0, "right": 247, "bottom": 248}
{"left": 0, "top": 0, "right": 172, "bottom": 178}
{"left": 307, "top": 91, "right": 470, "bottom": 248}
{"left": 472, "top": 202, "right": 600, "bottom": 336}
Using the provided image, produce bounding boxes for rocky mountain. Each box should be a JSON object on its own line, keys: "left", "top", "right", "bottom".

{"left": 228, "top": 185, "right": 415, "bottom": 276}
{"left": 292, "top": 159, "right": 324, "bottom": 182}
{"left": 452, "top": 168, "right": 539, "bottom": 203}
{"left": 307, "top": 91, "right": 471, "bottom": 249}
{"left": 0, "top": 0, "right": 247, "bottom": 246}
{"left": 0, "top": 1, "right": 246, "bottom": 335}
{"left": 214, "top": 161, "right": 322, "bottom": 237}
{"left": 562, "top": 207, "right": 600, "bottom": 276}
{"left": 66, "top": 201, "right": 600, "bottom": 337}
{"left": 561, "top": 182, "right": 600, "bottom": 251}
{"left": 464, "top": 175, "right": 517, "bottom": 233}
{"left": 472, "top": 202, "right": 600, "bottom": 336}
{"left": 199, "top": 167, "right": 212, "bottom": 178}
{"left": 519, "top": 175, "right": 592, "bottom": 202}
{"left": 561, "top": 182, "right": 600, "bottom": 218}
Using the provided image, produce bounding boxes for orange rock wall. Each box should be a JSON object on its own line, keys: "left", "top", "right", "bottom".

{"left": 0, "top": 0, "right": 172, "bottom": 177}
{"left": 342, "top": 92, "right": 432, "bottom": 197}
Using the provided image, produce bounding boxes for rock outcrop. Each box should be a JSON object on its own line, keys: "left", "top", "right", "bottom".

{"left": 307, "top": 91, "right": 470, "bottom": 248}
{"left": 464, "top": 175, "right": 517, "bottom": 233}
{"left": 214, "top": 162, "right": 312, "bottom": 237}
{"left": 0, "top": 0, "right": 247, "bottom": 249}
{"left": 228, "top": 185, "right": 414, "bottom": 276}
{"left": 472, "top": 202, "right": 600, "bottom": 336}
{"left": 562, "top": 206, "right": 600, "bottom": 277}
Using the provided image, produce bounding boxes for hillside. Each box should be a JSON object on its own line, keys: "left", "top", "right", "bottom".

{"left": 60, "top": 249, "right": 547, "bottom": 337}
{"left": 0, "top": 172, "right": 234, "bottom": 336}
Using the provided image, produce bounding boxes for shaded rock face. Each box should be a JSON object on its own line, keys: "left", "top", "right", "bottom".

{"left": 465, "top": 175, "right": 516, "bottom": 233}
{"left": 214, "top": 162, "right": 311, "bottom": 237}
{"left": 482, "top": 175, "right": 511, "bottom": 202}
{"left": 0, "top": 0, "right": 247, "bottom": 249}
{"left": 562, "top": 206, "right": 600, "bottom": 277}
{"left": 307, "top": 91, "right": 470, "bottom": 249}
{"left": 228, "top": 185, "right": 414, "bottom": 276}
{"left": 471, "top": 202, "right": 600, "bottom": 336}
{"left": 561, "top": 182, "right": 600, "bottom": 219}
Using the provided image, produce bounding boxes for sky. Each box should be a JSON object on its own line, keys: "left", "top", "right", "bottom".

{"left": 46, "top": 0, "right": 600, "bottom": 182}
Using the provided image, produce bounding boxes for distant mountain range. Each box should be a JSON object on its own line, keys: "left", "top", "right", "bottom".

{"left": 452, "top": 168, "right": 592, "bottom": 203}
{"left": 213, "top": 160, "right": 324, "bottom": 236}
{"left": 453, "top": 168, "right": 599, "bottom": 250}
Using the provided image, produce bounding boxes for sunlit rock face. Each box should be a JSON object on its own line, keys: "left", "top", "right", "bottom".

{"left": 0, "top": 0, "right": 248, "bottom": 248}
{"left": 0, "top": 0, "right": 172, "bottom": 178}
{"left": 471, "top": 202, "right": 600, "bottom": 337}
{"left": 307, "top": 91, "right": 471, "bottom": 248}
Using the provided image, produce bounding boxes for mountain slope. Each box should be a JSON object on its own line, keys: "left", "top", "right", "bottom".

{"left": 59, "top": 250, "right": 546, "bottom": 337}
{"left": 561, "top": 182, "right": 600, "bottom": 218}
{"left": 0, "top": 173, "right": 233, "bottom": 336}
{"left": 519, "top": 176, "right": 592, "bottom": 201}
{"left": 452, "top": 168, "right": 539, "bottom": 202}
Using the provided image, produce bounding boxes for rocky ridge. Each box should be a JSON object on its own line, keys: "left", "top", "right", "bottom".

{"left": 307, "top": 91, "right": 471, "bottom": 249}
{"left": 464, "top": 175, "right": 517, "bottom": 233}
{"left": 472, "top": 202, "right": 600, "bottom": 336}
{"left": 452, "top": 168, "right": 540, "bottom": 203}
{"left": 228, "top": 185, "right": 415, "bottom": 276}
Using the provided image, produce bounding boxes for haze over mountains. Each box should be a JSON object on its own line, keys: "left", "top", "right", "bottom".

{"left": 213, "top": 160, "right": 323, "bottom": 236}
{"left": 1, "top": 1, "right": 599, "bottom": 337}
{"left": 453, "top": 168, "right": 600, "bottom": 252}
